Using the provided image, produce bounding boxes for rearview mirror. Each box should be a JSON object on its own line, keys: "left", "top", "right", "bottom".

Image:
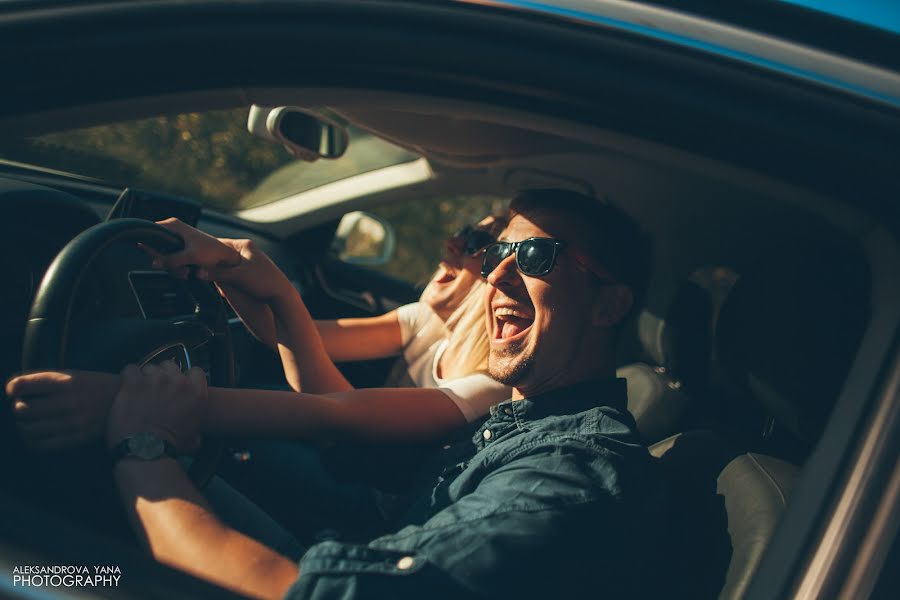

{"left": 247, "top": 105, "right": 349, "bottom": 161}
{"left": 332, "top": 212, "right": 396, "bottom": 266}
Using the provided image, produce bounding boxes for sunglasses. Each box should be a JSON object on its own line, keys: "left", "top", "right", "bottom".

{"left": 453, "top": 225, "right": 498, "bottom": 256}
{"left": 480, "top": 237, "right": 616, "bottom": 282}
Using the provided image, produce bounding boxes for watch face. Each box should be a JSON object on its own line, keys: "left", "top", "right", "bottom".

{"left": 128, "top": 432, "right": 166, "bottom": 460}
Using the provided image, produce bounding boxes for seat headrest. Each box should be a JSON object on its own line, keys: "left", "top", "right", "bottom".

{"left": 716, "top": 242, "right": 869, "bottom": 443}
{"left": 639, "top": 280, "right": 713, "bottom": 388}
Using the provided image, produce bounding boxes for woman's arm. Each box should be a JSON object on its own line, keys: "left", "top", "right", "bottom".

{"left": 153, "top": 219, "right": 407, "bottom": 394}
{"left": 314, "top": 311, "right": 405, "bottom": 362}
{"left": 216, "top": 285, "right": 405, "bottom": 364}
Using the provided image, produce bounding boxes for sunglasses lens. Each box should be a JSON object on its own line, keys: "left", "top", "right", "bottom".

{"left": 517, "top": 239, "right": 557, "bottom": 275}
{"left": 481, "top": 243, "right": 511, "bottom": 277}
{"left": 465, "top": 230, "right": 496, "bottom": 255}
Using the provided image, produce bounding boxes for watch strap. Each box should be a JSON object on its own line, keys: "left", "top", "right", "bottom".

{"left": 109, "top": 434, "right": 177, "bottom": 463}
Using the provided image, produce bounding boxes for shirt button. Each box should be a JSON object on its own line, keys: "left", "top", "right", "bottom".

{"left": 503, "top": 407, "right": 514, "bottom": 416}
{"left": 397, "top": 556, "right": 416, "bottom": 570}
{"left": 442, "top": 444, "right": 452, "bottom": 450}
{"left": 483, "top": 429, "right": 493, "bottom": 441}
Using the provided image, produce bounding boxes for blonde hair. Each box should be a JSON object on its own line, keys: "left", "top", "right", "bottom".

{"left": 419, "top": 279, "right": 490, "bottom": 379}
{"left": 420, "top": 213, "right": 507, "bottom": 379}
{"left": 441, "top": 279, "right": 491, "bottom": 377}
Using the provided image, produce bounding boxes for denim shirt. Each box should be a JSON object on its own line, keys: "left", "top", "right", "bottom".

{"left": 286, "top": 378, "right": 664, "bottom": 600}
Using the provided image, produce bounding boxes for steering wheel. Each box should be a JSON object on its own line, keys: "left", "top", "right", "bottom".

{"left": 20, "top": 218, "right": 233, "bottom": 489}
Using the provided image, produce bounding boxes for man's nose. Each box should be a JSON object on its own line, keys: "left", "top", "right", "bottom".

{"left": 486, "top": 253, "right": 520, "bottom": 288}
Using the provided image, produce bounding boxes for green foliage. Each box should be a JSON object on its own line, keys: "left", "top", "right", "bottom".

{"left": 0, "top": 109, "right": 300, "bottom": 211}
{"left": 0, "top": 109, "right": 508, "bottom": 285}
{"left": 370, "top": 195, "right": 508, "bottom": 287}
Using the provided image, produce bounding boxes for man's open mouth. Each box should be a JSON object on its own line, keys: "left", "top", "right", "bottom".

{"left": 493, "top": 306, "right": 534, "bottom": 341}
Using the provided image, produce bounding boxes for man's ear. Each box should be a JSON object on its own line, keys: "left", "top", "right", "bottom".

{"left": 591, "top": 284, "right": 634, "bottom": 327}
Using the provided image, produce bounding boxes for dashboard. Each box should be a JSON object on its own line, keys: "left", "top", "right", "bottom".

{"left": 0, "top": 173, "right": 296, "bottom": 391}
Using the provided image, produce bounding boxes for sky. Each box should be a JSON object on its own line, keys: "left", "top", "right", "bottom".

{"left": 781, "top": 0, "right": 900, "bottom": 35}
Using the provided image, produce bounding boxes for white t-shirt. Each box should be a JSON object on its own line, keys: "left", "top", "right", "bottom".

{"left": 388, "top": 302, "right": 510, "bottom": 422}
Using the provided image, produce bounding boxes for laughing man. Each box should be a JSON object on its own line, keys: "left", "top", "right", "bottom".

{"left": 8, "top": 189, "right": 662, "bottom": 599}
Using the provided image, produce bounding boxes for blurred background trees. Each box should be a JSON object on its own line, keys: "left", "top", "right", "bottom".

{"left": 0, "top": 108, "right": 507, "bottom": 286}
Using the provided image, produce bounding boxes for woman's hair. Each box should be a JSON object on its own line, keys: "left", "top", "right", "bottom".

{"left": 440, "top": 279, "right": 491, "bottom": 377}
{"left": 419, "top": 213, "right": 507, "bottom": 378}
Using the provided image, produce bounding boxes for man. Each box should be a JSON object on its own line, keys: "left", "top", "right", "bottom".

{"left": 7, "top": 189, "right": 661, "bottom": 599}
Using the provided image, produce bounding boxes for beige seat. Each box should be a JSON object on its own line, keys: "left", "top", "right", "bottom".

{"left": 618, "top": 280, "right": 712, "bottom": 444}
{"left": 651, "top": 241, "right": 868, "bottom": 599}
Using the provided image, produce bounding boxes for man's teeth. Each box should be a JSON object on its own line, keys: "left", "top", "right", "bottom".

{"left": 495, "top": 307, "right": 530, "bottom": 319}
{"left": 494, "top": 307, "right": 533, "bottom": 339}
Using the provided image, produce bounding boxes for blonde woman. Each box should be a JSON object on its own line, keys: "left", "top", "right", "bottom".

{"left": 148, "top": 214, "right": 510, "bottom": 436}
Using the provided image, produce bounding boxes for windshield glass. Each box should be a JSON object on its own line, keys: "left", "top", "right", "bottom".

{"left": 0, "top": 108, "right": 420, "bottom": 212}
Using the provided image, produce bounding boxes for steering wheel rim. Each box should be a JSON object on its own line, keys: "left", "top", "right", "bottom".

{"left": 21, "top": 218, "right": 233, "bottom": 486}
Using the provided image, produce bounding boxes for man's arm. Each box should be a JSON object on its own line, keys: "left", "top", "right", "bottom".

{"left": 105, "top": 363, "right": 298, "bottom": 599}
{"left": 7, "top": 370, "right": 467, "bottom": 449}
{"left": 114, "top": 458, "right": 297, "bottom": 600}
{"left": 283, "top": 435, "right": 651, "bottom": 600}
{"left": 205, "top": 385, "right": 466, "bottom": 441}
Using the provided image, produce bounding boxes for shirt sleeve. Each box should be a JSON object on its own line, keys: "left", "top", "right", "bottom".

{"left": 283, "top": 436, "right": 655, "bottom": 600}
{"left": 395, "top": 302, "right": 429, "bottom": 347}
{"left": 436, "top": 374, "right": 511, "bottom": 422}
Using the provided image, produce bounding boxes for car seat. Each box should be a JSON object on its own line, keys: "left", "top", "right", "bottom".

{"left": 618, "top": 280, "right": 713, "bottom": 444}
{"left": 650, "top": 240, "right": 869, "bottom": 599}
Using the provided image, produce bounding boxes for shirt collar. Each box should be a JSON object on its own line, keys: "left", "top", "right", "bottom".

{"left": 492, "top": 377, "right": 627, "bottom": 422}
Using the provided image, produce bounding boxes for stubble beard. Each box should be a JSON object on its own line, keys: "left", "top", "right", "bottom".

{"left": 488, "top": 345, "right": 535, "bottom": 386}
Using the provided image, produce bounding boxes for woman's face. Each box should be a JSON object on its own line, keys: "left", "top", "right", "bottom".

{"left": 421, "top": 215, "right": 504, "bottom": 321}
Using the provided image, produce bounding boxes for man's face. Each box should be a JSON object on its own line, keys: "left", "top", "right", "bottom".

{"left": 484, "top": 211, "right": 597, "bottom": 397}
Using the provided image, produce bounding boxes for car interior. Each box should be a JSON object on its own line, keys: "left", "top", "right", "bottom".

{"left": 0, "top": 75, "right": 897, "bottom": 599}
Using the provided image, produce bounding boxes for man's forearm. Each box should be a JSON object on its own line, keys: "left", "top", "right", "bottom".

{"left": 205, "top": 386, "right": 467, "bottom": 442}
{"left": 113, "top": 458, "right": 298, "bottom": 599}
{"left": 205, "top": 386, "right": 339, "bottom": 439}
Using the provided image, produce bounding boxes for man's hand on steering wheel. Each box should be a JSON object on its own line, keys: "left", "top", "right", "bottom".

{"left": 148, "top": 218, "right": 293, "bottom": 302}
{"left": 7, "top": 370, "right": 121, "bottom": 451}
{"left": 107, "top": 361, "right": 207, "bottom": 454}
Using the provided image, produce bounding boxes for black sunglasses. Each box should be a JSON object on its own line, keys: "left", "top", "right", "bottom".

{"left": 481, "top": 237, "right": 616, "bottom": 282}
{"left": 453, "top": 225, "right": 497, "bottom": 256}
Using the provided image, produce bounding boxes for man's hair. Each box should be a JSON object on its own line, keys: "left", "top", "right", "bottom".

{"left": 510, "top": 189, "right": 652, "bottom": 312}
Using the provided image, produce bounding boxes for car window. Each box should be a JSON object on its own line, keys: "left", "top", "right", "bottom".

{"left": 0, "top": 108, "right": 418, "bottom": 212}
{"left": 365, "top": 194, "right": 509, "bottom": 287}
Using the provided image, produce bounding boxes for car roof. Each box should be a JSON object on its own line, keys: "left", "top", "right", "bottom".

{"left": 441, "top": 0, "right": 900, "bottom": 108}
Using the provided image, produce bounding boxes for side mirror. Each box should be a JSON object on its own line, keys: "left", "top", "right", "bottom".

{"left": 332, "top": 212, "right": 396, "bottom": 265}
{"left": 247, "top": 105, "right": 349, "bottom": 161}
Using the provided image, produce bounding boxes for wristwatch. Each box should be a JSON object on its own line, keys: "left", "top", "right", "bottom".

{"left": 110, "top": 432, "right": 177, "bottom": 463}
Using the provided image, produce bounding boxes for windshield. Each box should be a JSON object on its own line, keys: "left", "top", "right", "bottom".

{"left": 0, "top": 108, "right": 420, "bottom": 212}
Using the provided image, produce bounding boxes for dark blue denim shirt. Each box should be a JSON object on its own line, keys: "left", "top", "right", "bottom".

{"left": 286, "top": 377, "right": 664, "bottom": 599}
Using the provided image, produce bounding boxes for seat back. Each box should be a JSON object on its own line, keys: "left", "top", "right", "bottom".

{"left": 619, "top": 280, "right": 712, "bottom": 443}
{"left": 653, "top": 240, "right": 868, "bottom": 599}
{"left": 651, "top": 432, "right": 797, "bottom": 600}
